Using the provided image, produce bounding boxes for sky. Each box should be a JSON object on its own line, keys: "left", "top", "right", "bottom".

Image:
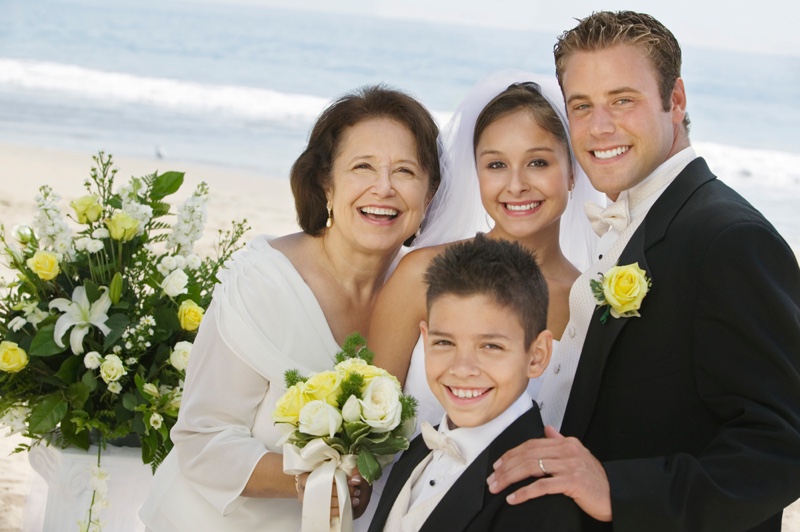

{"left": 210, "top": 0, "right": 800, "bottom": 57}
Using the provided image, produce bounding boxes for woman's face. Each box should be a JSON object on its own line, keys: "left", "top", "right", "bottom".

{"left": 475, "top": 109, "right": 572, "bottom": 242}
{"left": 328, "top": 117, "right": 430, "bottom": 255}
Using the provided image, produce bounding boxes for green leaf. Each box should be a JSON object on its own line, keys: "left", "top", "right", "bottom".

{"left": 81, "top": 370, "right": 98, "bottom": 392}
{"left": 344, "top": 421, "right": 371, "bottom": 444}
{"left": 66, "top": 382, "right": 90, "bottom": 409}
{"left": 28, "top": 323, "right": 68, "bottom": 357}
{"left": 28, "top": 395, "right": 69, "bottom": 434}
{"left": 357, "top": 447, "right": 382, "bottom": 484}
{"left": 60, "top": 415, "right": 90, "bottom": 450}
{"left": 103, "top": 313, "right": 130, "bottom": 350}
{"left": 84, "top": 279, "right": 101, "bottom": 303}
{"left": 151, "top": 171, "right": 185, "bottom": 200}
{"left": 363, "top": 434, "right": 409, "bottom": 456}
{"left": 54, "top": 355, "right": 82, "bottom": 384}
{"left": 122, "top": 392, "right": 139, "bottom": 411}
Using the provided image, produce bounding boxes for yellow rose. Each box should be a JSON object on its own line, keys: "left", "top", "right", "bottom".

{"left": 105, "top": 210, "right": 139, "bottom": 241}
{"left": 0, "top": 341, "right": 29, "bottom": 373}
{"left": 26, "top": 250, "right": 60, "bottom": 281}
{"left": 272, "top": 382, "right": 309, "bottom": 424}
{"left": 602, "top": 263, "right": 650, "bottom": 318}
{"left": 70, "top": 195, "right": 103, "bottom": 224}
{"left": 335, "top": 358, "right": 400, "bottom": 389}
{"left": 177, "top": 299, "right": 204, "bottom": 331}
{"left": 304, "top": 370, "right": 342, "bottom": 406}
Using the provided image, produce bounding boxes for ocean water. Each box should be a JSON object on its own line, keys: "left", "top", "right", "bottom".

{"left": 1, "top": 0, "right": 799, "bottom": 250}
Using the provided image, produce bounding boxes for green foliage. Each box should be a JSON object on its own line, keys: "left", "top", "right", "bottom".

{"left": 334, "top": 331, "right": 374, "bottom": 364}
{"left": 0, "top": 151, "right": 248, "bottom": 473}
{"left": 284, "top": 369, "right": 308, "bottom": 388}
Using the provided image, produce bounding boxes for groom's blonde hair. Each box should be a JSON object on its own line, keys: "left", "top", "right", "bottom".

{"left": 554, "top": 11, "right": 690, "bottom": 131}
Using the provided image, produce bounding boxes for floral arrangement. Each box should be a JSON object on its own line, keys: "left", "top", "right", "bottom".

{"left": 273, "top": 332, "right": 416, "bottom": 531}
{"left": 0, "top": 153, "right": 247, "bottom": 529}
{"left": 590, "top": 263, "right": 652, "bottom": 324}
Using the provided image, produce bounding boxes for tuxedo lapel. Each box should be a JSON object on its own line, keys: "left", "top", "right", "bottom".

{"left": 560, "top": 158, "right": 716, "bottom": 440}
{"left": 419, "top": 408, "right": 545, "bottom": 531}
{"left": 368, "top": 436, "right": 431, "bottom": 532}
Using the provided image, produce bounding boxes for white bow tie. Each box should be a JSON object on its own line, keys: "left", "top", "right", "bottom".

{"left": 420, "top": 421, "right": 465, "bottom": 464}
{"left": 584, "top": 198, "right": 630, "bottom": 236}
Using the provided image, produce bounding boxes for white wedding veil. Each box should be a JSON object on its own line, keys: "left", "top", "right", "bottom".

{"left": 414, "top": 69, "right": 600, "bottom": 272}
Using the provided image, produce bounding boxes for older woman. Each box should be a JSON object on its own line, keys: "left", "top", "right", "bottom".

{"left": 139, "top": 85, "right": 440, "bottom": 531}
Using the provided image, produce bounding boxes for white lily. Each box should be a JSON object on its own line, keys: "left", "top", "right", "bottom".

{"left": 49, "top": 286, "right": 112, "bottom": 355}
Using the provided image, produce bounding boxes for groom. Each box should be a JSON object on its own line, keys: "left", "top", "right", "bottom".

{"left": 486, "top": 11, "right": 800, "bottom": 531}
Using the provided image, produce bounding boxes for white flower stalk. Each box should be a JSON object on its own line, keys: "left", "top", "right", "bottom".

{"left": 49, "top": 286, "right": 112, "bottom": 355}
{"left": 32, "top": 185, "right": 73, "bottom": 258}
{"left": 118, "top": 178, "right": 153, "bottom": 232}
{"left": 166, "top": 182, "right": 209, "bottom": 255}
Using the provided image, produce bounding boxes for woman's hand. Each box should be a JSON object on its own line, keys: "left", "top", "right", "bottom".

{"left": 294, "top": 471, "right": 372, "bottom": 519}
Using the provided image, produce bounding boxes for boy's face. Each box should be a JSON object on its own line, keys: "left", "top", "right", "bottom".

{"left": 421, "top": 293, "right": 552, "bottom": 429}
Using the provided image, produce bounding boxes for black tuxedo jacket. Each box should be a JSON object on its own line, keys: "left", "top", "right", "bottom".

{"left": 368, "top": 407, "right": 584, "bottom": 531}
{"left": 561, "top": 158, "right": 800, "bottom": 531}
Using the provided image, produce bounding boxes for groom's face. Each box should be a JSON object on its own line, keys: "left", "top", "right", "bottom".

{"left": 561, "top": 44, "right": 687, "bottom": 200}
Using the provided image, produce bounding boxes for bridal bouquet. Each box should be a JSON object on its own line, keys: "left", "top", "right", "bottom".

{"left": 0, "top": 152, "right": 247, "bottom": 529}
{"left": 273, "top": 332, "right": 416, "bottom": 532}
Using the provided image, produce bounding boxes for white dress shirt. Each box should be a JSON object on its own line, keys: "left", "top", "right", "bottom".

{"left": 384, "top": 393, "right": 534, "bottom": 531}
{"left": 538, "top": 147, "right": 697, "bottom": 430}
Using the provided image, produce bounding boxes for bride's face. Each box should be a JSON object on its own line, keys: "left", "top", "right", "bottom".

{"left": 475, "top": 109, "right": 572, "bottom": 243}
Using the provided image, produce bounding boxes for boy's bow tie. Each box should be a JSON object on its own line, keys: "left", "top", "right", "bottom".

{"left": 420, "top": 421, "right": 465, "bottom": 464}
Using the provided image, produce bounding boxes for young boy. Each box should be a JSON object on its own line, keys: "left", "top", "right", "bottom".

{"left": 368, "top": 234, "right": 583, "bottom": 531}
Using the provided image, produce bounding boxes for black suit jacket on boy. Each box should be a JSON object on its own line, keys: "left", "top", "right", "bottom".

{"left": 368, "top": 406, "right": 583, "bottom": 532}
{"left": 561, "top": 158, "right": 800, "bottom": 531}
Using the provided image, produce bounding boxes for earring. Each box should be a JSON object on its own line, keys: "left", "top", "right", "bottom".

{"left": 569, "top": 183, "right": 575, "bottom": 200}
{"left": 325, "top": 201, "right": 332, "bottom": 228}
{"left": 415, "top": 214, "right": 425, "bottom": 238}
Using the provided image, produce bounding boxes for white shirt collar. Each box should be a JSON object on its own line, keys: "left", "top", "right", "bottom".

{"left": 436, "top": 393, "right": 533, "bottom": 465}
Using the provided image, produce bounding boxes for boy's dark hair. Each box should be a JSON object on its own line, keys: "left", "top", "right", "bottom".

{"left": 424, "top": 234, "right": 548, "bottom": 348}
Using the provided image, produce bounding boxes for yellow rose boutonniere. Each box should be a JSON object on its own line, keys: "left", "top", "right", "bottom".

{"left": 590, "top": 263, "right": 652, "bottom": 324}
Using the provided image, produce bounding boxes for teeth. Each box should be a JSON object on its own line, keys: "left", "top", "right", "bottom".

{"left": 360, "top": 206, "right": 398, "bottom": 216}
{"left": 506, "top": 201, "right": 542, "bottom": 212}
{"left": 593, "top": 146, "right": 629, "bottom": 159}
{"left": 450, "top": 387, "right": 488, "bottom": 399}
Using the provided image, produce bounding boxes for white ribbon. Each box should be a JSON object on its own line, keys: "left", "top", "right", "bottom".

{"left": 283, "top": 440, "right": 358, "bottom": 532}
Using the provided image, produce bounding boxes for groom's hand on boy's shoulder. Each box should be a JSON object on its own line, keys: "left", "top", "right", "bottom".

{"left": 486, "top": 426, "right": 612, "bottom": 522}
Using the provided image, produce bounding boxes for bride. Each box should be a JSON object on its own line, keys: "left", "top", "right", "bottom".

{"left": 369, "top": 69, "right": 600, "bottom": 441}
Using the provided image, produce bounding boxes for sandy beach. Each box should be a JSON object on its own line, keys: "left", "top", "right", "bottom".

{"left": 1, "top": 143, "right": 799, "bottom": 531}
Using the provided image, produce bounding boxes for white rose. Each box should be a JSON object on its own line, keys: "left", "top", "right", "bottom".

{"left": 74, "top": 237, "right": 91, "bottom": 251}
{"left": 341, "top": 394, "right": 362, "bottom": 423}
{"left": 84, "top": 351, "right": 103, "bottom": 369}
{"left": 160, "top": 269, "right": 188, "bottom": 297}
{"left": 92, "top": 228, "right": 110, "bottom": 239}
{"left": 159, "top": 256, "right": 177, "bottom": 271}
{"left": 174, "top": 254, "right": 187, "bottom": 269}
{"left": 99, "top": 354, "right": 125, "bottom": 383}
{"left": 186, "top": 254, "right": 202, "bottom": 270}
{"left": 107, "top": 382, "right": 122, "bottom": 394}
{"left": 86, "top": 239, "right": 104, "bottom": 253}
{"left": 170, "top": 341, "right": 193, "bottom": 372}
{"left": 298, "top": 400, "right": 343, "bottom": 438}
{"left": 359, "top": 376, "right": 402, "bottom": 433}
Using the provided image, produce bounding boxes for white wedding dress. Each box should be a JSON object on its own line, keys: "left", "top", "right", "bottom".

{"left": 139, "top": 235, "right": 341, "bottom": 531}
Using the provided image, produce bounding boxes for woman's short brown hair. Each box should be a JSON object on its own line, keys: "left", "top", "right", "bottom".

{"left": 290, "top": 85, "right": 441, "bottom": 235}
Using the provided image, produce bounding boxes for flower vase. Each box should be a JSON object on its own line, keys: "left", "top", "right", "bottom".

{"left": 23, "top": 442, "right": 153, "bottom": 531}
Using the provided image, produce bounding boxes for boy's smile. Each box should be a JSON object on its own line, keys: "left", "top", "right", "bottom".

{"left": 421, "top": 293, "right": 551, "bottom": 428}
